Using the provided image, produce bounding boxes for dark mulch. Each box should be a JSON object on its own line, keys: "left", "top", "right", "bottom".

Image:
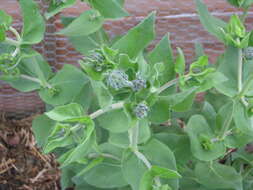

{"left": 0, "top": 116, "right": 61, "bottom": 190}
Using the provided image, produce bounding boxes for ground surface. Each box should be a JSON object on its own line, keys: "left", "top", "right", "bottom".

{"left": 0, "top": 116, "right": 60, "bottom": 190}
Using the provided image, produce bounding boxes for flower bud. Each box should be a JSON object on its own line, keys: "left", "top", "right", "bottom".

{"left": 134, "top": 103, "right": 149, "bottom": 119}
{"left": 132, "top": 76, "right": 147, "bottom": 92}
{"left": 106, "top": 69, "right": 133, "bottom": 90}
{"left": 243, "top": 47, "right": 253, "bottom": 60}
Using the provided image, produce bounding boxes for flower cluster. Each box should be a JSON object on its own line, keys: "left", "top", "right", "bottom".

{"left": 85, "top": 51, "right": 107, "bottom": 72}
{"left": 134, "top": 102, "right": 149, "bottom": 119}
{"left": 243, "top": 47, "right": 253, "bottom": 60}
{"left": 106, "top": 69, "right": 133, "bottom": 90}
{"left": 132, "top": 75, "right": 147, "bottom": 92}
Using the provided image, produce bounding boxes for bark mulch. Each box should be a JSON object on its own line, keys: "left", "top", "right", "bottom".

{"left": 0, "top": 116, "right": 61, "bottom": 190}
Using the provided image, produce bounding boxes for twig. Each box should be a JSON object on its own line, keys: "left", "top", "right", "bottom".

{"left": 89, "top": 102, "right": 124, "bottom": 119}
{"left": 30, "top": 169, "right": 47, "bottom": 183}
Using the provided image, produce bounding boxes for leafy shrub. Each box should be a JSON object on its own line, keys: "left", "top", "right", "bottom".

{"left": 1, "top": 0, "right": 253, "bottom": 189}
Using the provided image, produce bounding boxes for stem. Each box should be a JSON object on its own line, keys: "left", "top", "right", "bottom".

{"left": 134, "top": 150, "right": 152, "bottom": 169}
{"left": 20, "top": 74, "right": 42, "bottom": 84}
{"left": 157, "top": 75, "right": 191, "bottom": 94}
{"left": 219, "top": 102, "right": 235, "bottom": 140}
{"left": 5, "top": 38, "right": 19, "bottom": 46}
{"left": 9, "top": 26, "right": 21, "bottom": 42}
{"left": 20, "top": 74, "right": 52, "bottom": 89}
{"left": 128, "top": 121, "right": 162, "bottom": 187}
{"left": 88, "top": 153, "right": 121, "bottom": 161}
{"left": 237, "top": 47, "right": 249, "bottom": 107}
{"left": 238, "top": 48, "right": 243, "bottom": 93}
{"left": 6, "top": 27, "right": 21, "bottom": 57}
{"left": 89, "top": 102, "right": 124, "bottom": 119}
{"left": 129, "top": 121, "right": 139, "bottom": 150}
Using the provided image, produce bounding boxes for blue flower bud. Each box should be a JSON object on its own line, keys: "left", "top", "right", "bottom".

{"left": 106, "top": 70, "right": 133, "bottom": 90}
{"left": 244, "top": 47, "right": 253, "bottom": 60}
{"left": 134, "top": 103, "right": 149, "bottom": 119}
{"left": 132, "top": 76, "right": 147, "bottom": 92}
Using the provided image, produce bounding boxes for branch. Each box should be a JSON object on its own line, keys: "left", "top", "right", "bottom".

{"left": 134, "top": 150, "right": 152, "bottom": 169}
{"left": 5, "top": 38, "right": 19, "bottom": 46}
{"left": 89, "top": 102, "right": 124, "bottom": 119}
{"left": 20, "top": 74, "right": 52, "bottom": 89}
{"left": 88, "top": 153, "right": 121, "bottom": 161}
{"left": 157, "top": 75, "right": 191, "bottom": 94}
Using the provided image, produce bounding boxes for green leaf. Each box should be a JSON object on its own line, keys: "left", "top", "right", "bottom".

{"left": 122, "top": 149, "right": 147, "bottom": 190}
{"left": 175, "top": 47, "right": 185, "bottom": 76}
{"left": 69, "top": 30, "right": 107, "bottom": 55}
{"left": 0, "top": 10, "right": 12, "bottom": 30}
{"left": 19, "top": 0, "right": 45, "bottom": 44}
{"left": 195, "top": 0, "right": 226, "bottom": 42}
{"left": 112, "top": 12, "right": 156, "bottom": 59}
{"left": 215, "top": 46, "right": 239, "bottom": 97}
{"left": 224, "top": 127, "right": 253, "bottom": 148}
{"left": 73, "top": 157, "right": 104, "bottom": 185}
{"left": 83, "top": 162, "right": 128, "bottom": 188}
{"left": 139, "top": 170, "right": 153, "bottom": 190}
{"left": 10, "top": 53, "right": 52, "bottom": 92}
{"left": 90, "top": 80, "right": 113, "bottom": 108}
{"left": 39, "top": 64, "right": 89, "bottom": 105}
{"left": 151, "top": 166, "right": 181, "bottom": 179}
{"left": 0, "top": 10, "right": 12, "bottom": 41}
{"left": 97, "top": 108, "right": 131, "bottom": 133}
{"left": 155, "top": 132, "right": 192, "bottom": 166}
{"left": 32, "top": 114, "right": 56, "bottom": 147}
{"left": 62, "top": 124, "right": 95, "bottom": 167}
{"left": 148, "top": 96, "right": 171, "bottom": 124}
{"left": 141, "top": 139, "right": 179, "bottom": 190}
{"left": 89, "top": 0, "right": 129, "bottom": 19}
{"left": 109, "top": 119, "right": 151, "bottom": 148}
{"left": 233, "top": 102, "right": 253, "bottom": 134}
{"left": 45, "top": 103, "right": 92, "bottom": 123}
{"left": 186, "top": 115, "right": 226, "bottom": 161}
{"left": 216, "top": 101, "right": 235, "bottom": 134}
{"left": 45, "top": 0, "right": 77, "bottom": 19}
{"left": 170, "top": 88, "right": 196, "bottom": 112}
{"left": 201, "top": 101, "right": 217, "bottom": 127}
{"left": 195, "top": 162, "right": 243, "bottom": 190}
{"left": 44, "top": 128, "right": 74, "bottom": 153}
{"left": 72, "top": 82, "right": 93, "bottom": 112}
{"left": 227, "top": 14, "right": 246, "bottom": 38}
{"left": 57, "top": 10, "right": 104, "bottom": 36}
{"left": 147, "top": 33, "right": 175, "bottom": 86}
{"left": 61, "top": 17, "right": 108, "bottom": 55}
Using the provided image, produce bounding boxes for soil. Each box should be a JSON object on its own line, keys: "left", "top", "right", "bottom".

{"left": 0, "top": 116, "right": 61, "bottom": 190}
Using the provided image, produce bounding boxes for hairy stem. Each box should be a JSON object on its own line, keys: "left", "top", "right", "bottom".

{"left": 129, "top": 121, "right": 139, "bottom": 150}
{"left": 238, "top": 48, "right": 243, "bottom": 93}
{"left": 20, "top": 74, "right": 52, "bottom": 89}
{"left": 88, "top": 153, "right": 121, "bottom": 161}
{"left": 9, "top": 26, "right": 21, "bottom": 42}
{"left": 89, "top": 102, "right": 124, "bottom": 119}
{"left": 129, "top": 121, "right": 162, "bottom": 187}
{"left": 157, "top": 74, "right": 191, "bottom": 94}
{"left": 237, "top": 47, "right": 249, "bottom": 107}
{"left": 5, "top": 38, "right": 19, "bottom": 46}
{"left": 9, "top": 27, "right": 21, "bottom": 57}
{"left": 134, "top": 150, "right": 152, "bottom": 169}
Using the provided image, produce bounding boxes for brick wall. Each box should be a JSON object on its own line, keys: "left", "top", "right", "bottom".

{"left": 0, "top": 0, "right": 253, "bottom": 117}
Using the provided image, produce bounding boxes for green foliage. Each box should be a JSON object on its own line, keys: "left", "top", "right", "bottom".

{"left": 2, "top": 0, "right": 253, "bottom": 189}
{"left": 57, "top": 10, "right": 104, "bottom": 36}
{"left": 19, "top": 0, "right": 45, "bottom": 44}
